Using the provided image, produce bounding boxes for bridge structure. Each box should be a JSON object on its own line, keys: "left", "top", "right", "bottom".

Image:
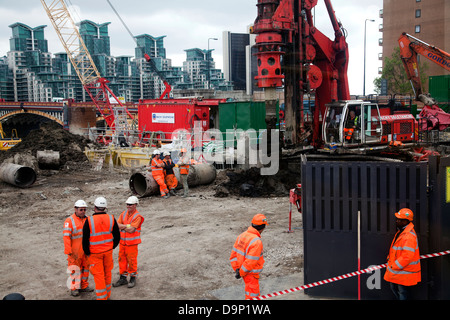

{"left": 0, "top": 101, "right": 138, "bottom": 138}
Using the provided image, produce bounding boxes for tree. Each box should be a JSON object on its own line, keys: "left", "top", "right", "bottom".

{"left": 374, "top": 47, "right": 428, "bottom": 95}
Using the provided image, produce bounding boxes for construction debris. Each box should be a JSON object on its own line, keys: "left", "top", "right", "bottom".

{"left": 0, "top": 122, "right": 97, "bottom": 172}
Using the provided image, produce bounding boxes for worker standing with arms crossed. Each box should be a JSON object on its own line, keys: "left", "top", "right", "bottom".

{"left": 63, "top": 200, "right": 93, "bottom": 297}
{"left": 384, "top": 208, "right": 421, "bottom": 300}
{"left": 113, "top": 196, "right": 144, "bottom": 288}
{"left": 230, "top": 214, "right": 268, "bottom": 300}
{"left": 150, "top": 149, "right": 170, "bottom": 198}
{"left": 177, "top": 148, "right": 190, "bottom": 198}
{"left": 82, "top": 197, "right": 120, "bottom": 300}
{"left": 162, "top": 151, "right": 178, "bottom": 196}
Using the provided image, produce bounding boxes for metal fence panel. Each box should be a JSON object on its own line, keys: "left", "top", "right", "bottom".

{"left": 302, "top": 160, "right": 429, "bottom": 299}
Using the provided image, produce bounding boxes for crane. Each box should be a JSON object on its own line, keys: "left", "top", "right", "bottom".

{"left": 40, "top": 0, "right": 134, "bottom": 144}
{"left": 106, "top": 0, "right": 172, "bottom": 100}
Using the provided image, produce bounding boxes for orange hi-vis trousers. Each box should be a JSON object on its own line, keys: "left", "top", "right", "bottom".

{"left": 243, "top": 274, "right": 260, "bottom": 300}
{"left": 89, "top": 250, "right": 114, "bottom": 300}
{"left": 67, "top": 254, "right": 90, "bottom": 290}
{"left": 165, "top": 174, "right": 178, "bottom": 191}
{"left": 153, "top": 173, "right": 169, "bottom": 196}
{"left": 118, "top": 244, "right": 139, "bottom": 277}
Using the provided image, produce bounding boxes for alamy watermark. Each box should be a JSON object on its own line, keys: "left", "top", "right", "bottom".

{"left": 171, "top": 121, "right": 280, "bottom": 176}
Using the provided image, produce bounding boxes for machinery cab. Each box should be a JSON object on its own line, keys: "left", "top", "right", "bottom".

{"left": 323, "top": 100, "right": 383, "bottom": 147}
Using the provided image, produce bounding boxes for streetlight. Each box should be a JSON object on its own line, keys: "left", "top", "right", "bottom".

{"left": 364, "top": 19, "right": 375, "bottom": 96}
{"left": 208, "top": 37, "right": 218, "bottom": 89}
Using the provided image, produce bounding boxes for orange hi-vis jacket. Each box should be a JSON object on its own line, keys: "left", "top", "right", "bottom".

{"left": 384, "top": 222, "right": 421, "bottom": 286}
{"left": 118, "top": 210, "right": 144, "bottom": 246}
{"left": 178, "top": 156, "right": 189, "bottom": 175}
{"left": 63, "top": 213, "right": 86, "bottom": 256}
{"left": 151, "top": 158, "right": 164, "bottom": 176}
{"left": 87, "top": 214, "right": 115, "bottom": 254}
{"left": 230, "top": 226, "right": 265, "bottom": 278}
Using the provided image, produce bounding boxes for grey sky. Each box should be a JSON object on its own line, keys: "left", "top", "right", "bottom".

{"left": 0, "top": 0, "right": 383, "bottom": 95}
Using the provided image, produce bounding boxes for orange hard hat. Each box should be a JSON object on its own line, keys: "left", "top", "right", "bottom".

{"left": 252, "top": 213, "right": 268, "bottom": 226}
{"left": 180, "top": 148, "right": 187, "bottom": 153}
{"left": 395, "top": 208, "right": 414, "bottom": 222}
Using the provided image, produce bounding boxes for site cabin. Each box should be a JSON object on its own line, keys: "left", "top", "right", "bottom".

{"left": 137, "top": 98, "right": 226, "bottom": 145}
{"left": 322, "top": 100, "right": 418, "bottom": 148}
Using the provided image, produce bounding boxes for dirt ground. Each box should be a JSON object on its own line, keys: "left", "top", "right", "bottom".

{"left": 0, "top": 161, "right": 305, "bottom": 301}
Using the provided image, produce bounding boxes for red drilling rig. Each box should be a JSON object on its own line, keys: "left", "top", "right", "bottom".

{"left": 253, "top": 0, "right": 350, "bottom": 149}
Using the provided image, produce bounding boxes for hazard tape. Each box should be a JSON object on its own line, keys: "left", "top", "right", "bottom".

{"left": 253, "top": 250, "right": 450, "bottom": 300}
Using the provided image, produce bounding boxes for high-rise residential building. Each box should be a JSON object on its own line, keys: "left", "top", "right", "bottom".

{"left": 0, "top": 19, "right": 233, "bottom": 103}
{"left": 183, "top": 48, "right": 232, "bottom": 90}
{"left": 380, "top": 0, "right": 450, "bottom": 90}
{"left": 78, "top": 20, "right": 113, "bottom": 78}
{"left": 6, "top": 22, "right": 56, "bottom": 102}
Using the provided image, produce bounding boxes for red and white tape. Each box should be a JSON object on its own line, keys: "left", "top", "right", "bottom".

{"left": 253, "top": 249, "right": 450, "bottom": 300}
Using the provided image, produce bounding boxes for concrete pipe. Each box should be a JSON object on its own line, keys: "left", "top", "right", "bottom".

{"left": 37, "top": 150, "right": 60, "bottom": 170}
{"left": 0, "top": 163, "right": 37, "bottom": 188}
{"left": 129, "top": 163, "right": 217, "bottom": 197}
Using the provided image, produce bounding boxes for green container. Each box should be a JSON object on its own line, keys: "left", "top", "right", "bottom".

{"left": 219, "top": 101, "right": 268, "bottom": 145}
{"left": 429, "top": 75, "right": 450, "bottom": 103}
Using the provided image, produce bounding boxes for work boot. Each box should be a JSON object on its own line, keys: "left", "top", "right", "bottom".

{"left": 70, "top": 289, "right": 80, "bottom": 297}
{"left": 162, "top": 194, "right": 170, "bottom": 199}
{"left": 113, "top": 275, "right": 128, "bottom": 287}
{"left": 79, "top": 286, "right": 94, "bottom": 293}
{"left": 170, "top": 189, "right": 176, "bottom": 196}
{"left": 128, "top": 276, "right": 136, "bottom": 288}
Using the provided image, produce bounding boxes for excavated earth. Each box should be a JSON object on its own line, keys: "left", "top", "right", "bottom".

{"left": 0, "top": 123, "right": 309, "bottom": 301}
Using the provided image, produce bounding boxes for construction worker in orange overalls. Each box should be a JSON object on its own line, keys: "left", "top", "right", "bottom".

{"left": 162, "top": 151, "right": 178, "bottom": 196}
{"left": 230, "top": 213, "right": 268, "bottom": 300}
{"left": 384, "top": 208, "right": 421, "bottom": 300}
{"left": 150, "top": 149, "right": 170, "bottom": 198}
{"left": 63, "top": 200, "right": 93, "bottom": 297}
{"left": 113, "top": 196, "right": 144, "bottom": 289}
{"left": 82, "top": 197, "right": 120, "bottom": 300}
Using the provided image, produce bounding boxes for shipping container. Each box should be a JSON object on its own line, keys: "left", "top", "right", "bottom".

{"left": 218, "top": 101, "right": 270, "bottom": 146}
{"left": 429, "top": 75, "right": 450, "bottom": 112}
{"left": 137, "top": 98, "right": 225, "bottom": 144}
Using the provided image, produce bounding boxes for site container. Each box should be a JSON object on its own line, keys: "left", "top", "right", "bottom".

{"left": 138, "top": 98, "right": 224, "bottom": 142}
{"left": 429, "top": 75, "right": 450, "bottom": 112}
{"left": 219, "top": 101, "right": 267, "bottom": 132}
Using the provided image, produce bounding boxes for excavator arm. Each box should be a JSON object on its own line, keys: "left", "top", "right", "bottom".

{"left": 398, "top": 32, "right": 450, "bottom": 101}
{"left": 398, "top": 33, "right": 450, "bottom": 131}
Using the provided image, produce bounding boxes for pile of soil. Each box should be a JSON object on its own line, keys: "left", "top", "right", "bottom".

{"left": 214, "top": 166, "right": 301, "bottom": 198}
{"left": 0, "top": 122, "right": 96, "bottom": 170}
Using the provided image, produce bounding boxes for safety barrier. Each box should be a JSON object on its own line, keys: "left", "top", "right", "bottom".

{"left": 253, "top": 250, "right": 450, "bottom": 300}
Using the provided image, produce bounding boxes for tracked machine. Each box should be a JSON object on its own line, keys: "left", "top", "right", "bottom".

{"left": 252, "top": 0, "right": 449, "bottom": 161}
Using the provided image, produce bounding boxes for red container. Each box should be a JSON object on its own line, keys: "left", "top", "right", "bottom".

{"left": 137, "top": 98, "right": 225, "bottom": 143}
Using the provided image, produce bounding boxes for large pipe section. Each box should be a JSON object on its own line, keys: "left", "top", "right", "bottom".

{"left": 129, "top": 163, "right": 216, "bottom": 197}
{"left": 0, "top": 163, "right": 37, "bottom": 188}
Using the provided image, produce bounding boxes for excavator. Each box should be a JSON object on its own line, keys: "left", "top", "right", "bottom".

{"left": 398, "top": 32, "right": 450, "bottom": 132}
{"left": 0, "top": 122, "right": 21, "bottom": 151}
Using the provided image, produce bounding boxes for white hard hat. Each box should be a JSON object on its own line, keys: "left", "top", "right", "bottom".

{"left": 153, "top": 149, "right": 160, "bottom": 155}
{"left": 163, "top": 151, "right": 170, "bottom": 156}
{"left": 126, "top": 196, "right": 139, "bottom": 205}
{"left": 94, "top": 197, "right": 107, "bottom": 208}
{"left": 74, "top": 200, "right": 87, "bottom": 208}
